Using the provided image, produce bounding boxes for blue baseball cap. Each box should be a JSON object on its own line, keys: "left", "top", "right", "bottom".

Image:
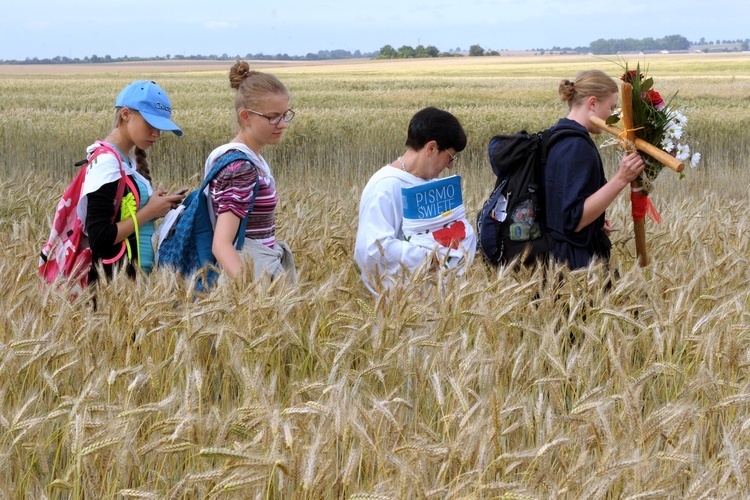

{"left": 115, "top": 81, "right": 183, "bottom": 136}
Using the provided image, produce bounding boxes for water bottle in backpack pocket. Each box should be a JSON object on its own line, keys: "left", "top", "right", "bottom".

{"left": 477, "top": 178, "right": 551, "bottom": 267}
{"left": 508, "top": 198, "right": 541, "bottom": 242}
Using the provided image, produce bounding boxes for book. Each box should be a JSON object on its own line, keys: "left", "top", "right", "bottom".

{"left": 401, "top": 175, "right": 463, "bottom": 220}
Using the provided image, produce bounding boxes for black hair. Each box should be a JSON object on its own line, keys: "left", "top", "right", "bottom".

{"left": 405, "top": 107, "right": 467, "bottom": 153}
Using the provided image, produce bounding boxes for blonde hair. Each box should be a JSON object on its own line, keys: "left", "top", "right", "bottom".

{"left": 112, "top": 108, "right": 151, "bottom": 181}
{"left": 229, "top": 60, "right": 289, "bottom": 123}
{"left": 559, "top": 70, "right": 618, "bottom": 109}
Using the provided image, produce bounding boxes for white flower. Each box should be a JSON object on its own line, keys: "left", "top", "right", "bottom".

{"left": 690, "top": 152, "right": 701, "bottom": 168}
{"left": 676, "top": 143, "right": 691, "bottom": 162}
{"left": 661, "top": 137, "right": 675, "bottom": 153}
{"left": 672, "top": 110, "right": 687, "bottom": 126}
{"left": 665, "top": 120, "right": 683, "bottom": 140}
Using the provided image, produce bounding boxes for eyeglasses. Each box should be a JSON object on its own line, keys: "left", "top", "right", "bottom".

{"left": 446, "top": 150, "right": 458, "bottom": 164}
{"left": 245, "top": 108, "right": 295, "bottom": 125}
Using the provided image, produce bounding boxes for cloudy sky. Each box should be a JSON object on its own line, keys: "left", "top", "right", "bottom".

{"left": 1, "top": 0, "right": 747, "bottom": 60}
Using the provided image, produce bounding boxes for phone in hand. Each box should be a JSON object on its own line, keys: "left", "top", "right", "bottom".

{"left": 175, "top": 189, "right": 188, "bottom": 195}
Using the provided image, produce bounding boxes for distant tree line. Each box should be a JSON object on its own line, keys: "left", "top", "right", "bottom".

{"left": 374, "top": 44, "right": 505, "bottom": 58}
{"left": 0, "top": 49, "right": 377, "bottom": 65}
{"left": 376, "top": 34, "right": 748, "bottom": 59}
{"left": 2, "top": 35, "right": 748, "bottom": 64}
{"left": 693, "top": 37, "right": 749, "bottom": 51}
{"left": 589, "top": 35, "right": 691, "bottom": 54}
{"left": 589, "top": 35, "right": 747, "bottom": 54}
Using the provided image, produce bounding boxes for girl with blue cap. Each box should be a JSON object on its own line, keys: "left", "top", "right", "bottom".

{"left": 77, "top": 80, "right": 187, "bottom": 285}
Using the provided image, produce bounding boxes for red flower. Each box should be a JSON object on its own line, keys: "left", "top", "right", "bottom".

{"left": 646, "top": 89, "right": 664, "bottom": 108}
{"left": 621, "top": 70, "right": 641, "bottom": 84}
{"left": 432, "top": 221, "right": 466, "bottom": 249}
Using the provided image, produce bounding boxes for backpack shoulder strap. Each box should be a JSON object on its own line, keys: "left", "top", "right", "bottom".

{"left": 201, "top": 149, "right": 261, "bottom": 250}
{"left": 201, "top": 149, "right": 254, "bottom": 190}
{"left": 88, "top": 141, "right": 137, "bottom": 265}
{"left": 88, "top": 141, "right": 133, "bottom": 208}
{"left": 539, "top": 127, "right": 594, "bottom": 167}
{"left": 234, "top": 169, "right": 261, "bottom": 250}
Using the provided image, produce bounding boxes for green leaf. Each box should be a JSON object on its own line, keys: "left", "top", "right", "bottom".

{"left": 606, "top": 114, "right": 621, "bottom": 126}
{"left": 642, "top": 77, "right": 654, "bottom": 92}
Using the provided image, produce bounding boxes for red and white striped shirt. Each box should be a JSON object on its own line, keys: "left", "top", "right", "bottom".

{"left": 208, "top": 150, "right": 278, "bottom": 248}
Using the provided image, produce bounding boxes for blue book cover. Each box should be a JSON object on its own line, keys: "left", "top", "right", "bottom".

{"left": 402, "top": 175, "right": 463, "bottom": 220}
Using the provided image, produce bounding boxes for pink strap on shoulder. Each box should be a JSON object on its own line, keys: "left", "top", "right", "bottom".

{"left": 89, "top": 141, "right": 135, "bottom": 266}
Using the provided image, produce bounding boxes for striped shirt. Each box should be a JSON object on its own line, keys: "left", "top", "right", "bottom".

{"left": 209, "top": 157, "right": 277, "bottom": 248}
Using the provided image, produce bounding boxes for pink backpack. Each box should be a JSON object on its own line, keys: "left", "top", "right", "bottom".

{"left": 38, "top": 142, "right": 135, "bottom": 291}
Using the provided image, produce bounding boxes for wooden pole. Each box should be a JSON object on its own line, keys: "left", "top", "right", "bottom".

{"left": 590, "top": 82, "right": 684, "bottom": 268}
{"left": 631, "top": 196, "right": 648, "bottom": 266}
{"left": 589, "top": 83, "right": 682, "bottom": 268}
{"left": 620, "top": 83, "right": 636, "bottom": 143}
{"left": 619, "top": 83, "right": 648, "bottom": 267}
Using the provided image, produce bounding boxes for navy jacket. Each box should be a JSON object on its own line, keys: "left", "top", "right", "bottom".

{"left": 544, "top": 118, "right": 610, "bottom": 269}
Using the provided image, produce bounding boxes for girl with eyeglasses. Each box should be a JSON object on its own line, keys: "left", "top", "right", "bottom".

{"left": 202, "top": 60, "right": 296, "bottom": 284}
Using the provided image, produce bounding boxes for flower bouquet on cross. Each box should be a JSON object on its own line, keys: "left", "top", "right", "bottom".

{"left": 610, "top": 63, "right": 701, "bottom": 188}
{"left": 590, "top": 62, "right": 700, "bottom": 266}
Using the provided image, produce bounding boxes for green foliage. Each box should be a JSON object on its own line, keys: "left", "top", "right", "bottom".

{"left": 376, "top": 44, "right": 397, "bottom": 59}
{"left": 589, "top": 34, "right": 690, "bottom": 54}
{"left": 469, "top": 44, "right": 485, "bottom": 56}
{"left": 397, "top": 45, "right": 416, "bottom": 58}
{"left": 377, "top": 44, "right": 441, "bottom": 59}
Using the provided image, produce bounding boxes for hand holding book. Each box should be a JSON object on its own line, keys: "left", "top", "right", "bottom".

{"left": 401, "top": 175, "right": 476, "bottom": 269}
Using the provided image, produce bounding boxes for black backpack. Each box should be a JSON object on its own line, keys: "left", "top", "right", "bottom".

{"left": 476, "top": 127, "right": 590, "bottom": 266}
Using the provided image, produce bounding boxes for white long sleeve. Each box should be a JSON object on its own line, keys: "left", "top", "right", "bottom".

{"left": 354, "top": 166, "right": 438, "bottom": 291}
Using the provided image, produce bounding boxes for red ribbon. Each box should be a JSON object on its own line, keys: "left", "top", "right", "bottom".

{"left": 630, "top": 189, "right": 662, "bottom": 223}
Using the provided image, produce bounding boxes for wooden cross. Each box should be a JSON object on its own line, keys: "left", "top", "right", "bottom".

{"left": 589, "top": 82, "right": 684, "bottom": 267}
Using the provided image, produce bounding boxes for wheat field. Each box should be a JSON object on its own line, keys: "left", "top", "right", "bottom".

{"left": 1, "top": 53, "right": 749, "bottom": 498}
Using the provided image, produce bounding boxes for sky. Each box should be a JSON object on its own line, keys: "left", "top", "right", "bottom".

{"left": 1, "top": 0, "right": 747, "bottom": 61}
